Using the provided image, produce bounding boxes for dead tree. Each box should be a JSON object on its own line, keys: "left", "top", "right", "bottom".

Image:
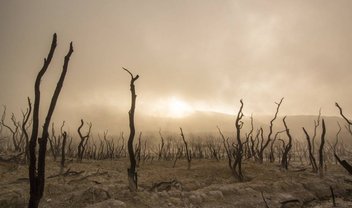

{"left": 258, "top": 98, "right": 284, "bottom": 163}
{"left": 60, "top": 131, "right": 67, "bottom": 173}
{"left": 218, "top": 126, "right": 232, "bottom": 169}
{"left": 311, "top": 109, "right": 321, "bottom": 155}
{"left": 28, "top": 33, "right": 73, "bottom": 208}
{"left": 232, "top": 99, "right": 245, "bottom": 181}
{"left": 244, "top": 115, "right": 254, "bottom": 159}
{"left": 218, "top": 100, "right": 245, "bottom": 181}
{"left": 269, "top": 130, "right": 285, "bottom": 163}
{"left": 22, "top": 98, "right": 32, "bottom": 164}
{"left": 334, "top": 153, "right": 352, "bottom": 175}
{"left": 302, "top": 127, "right": 318, "bottom": 173}
{"left": 319, "top": 119, "right": 326, "bottom": 177}
{"left": 335, "top": 102, "right": 352, "bottom": 136}
{"left": 281, "top": 116, "right": 293, "bottom": 170}
{"left": 158, "top": 129, "right": 165, "bottom": 160}
{"left": 172, "top": 146, "right": 183, "bottom": 168}
{"left": 48, "top": 123, "right": 58, "bottom": 161}
{"left": 135, "top": 132, "right": 142, "bottom": 167}
{"left": 0, "top": 107, "right": 20, "bottom": 151}
{"left": 77, "top": 119, "right": 92, "bottom": 162}
{"left": 334, "top": 103, "right": 352, "bottom": 173}
{"left": 180, "top": 127, "right": 192, "bottom": 170}
{"left": 123, "top": 67, "right": 139, "bottom": 192}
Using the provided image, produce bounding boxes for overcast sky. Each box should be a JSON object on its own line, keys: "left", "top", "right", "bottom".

{"left": 1, "top": 0, "right": 352, "bottom": 130}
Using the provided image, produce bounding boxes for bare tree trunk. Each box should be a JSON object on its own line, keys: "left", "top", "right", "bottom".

{"left": 269, "top": 130, "right": 285, "bottom": 163}
{"left": 281, "top": 116, "right": 293, "bottom": 170}
{"left": 180, "top": 127, "right": 191, "bottom": 170}
{"left": 335, "top": 103, "right": 352, "bottom": 136}
{"left": 258, "top": 98, "right": 284, "bottom": 163}
{"left": 232, "top": 99, "right": 244, "bottom": 181}
{"left": 123, "top": 67, "right": 139, "bottom": 192}
{"left": 303, "top": 127, "right": 318, "bottom": 173}
{"left": 28, "top": 34, "right": 73, "bottom": 208}
{"left": 22, "top": 98, "right": 32, "bottom": 164}
{"left": 60, "top": 131, "right": 67, "bottom": 173}
{"left": 77, "top": 119, "right": 92, "bottom": 162}
{"left": 158, "top": 129, "right": 165, "bottom": 160}
{"left": 319, "top": 119, "right": 326, "bottom": 177}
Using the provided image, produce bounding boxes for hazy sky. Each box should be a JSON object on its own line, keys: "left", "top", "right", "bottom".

{"left": 1, "top": 0, "right": 352, "bottom": 130}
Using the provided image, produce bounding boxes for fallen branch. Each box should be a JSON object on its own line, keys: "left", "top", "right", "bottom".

{"left": 330, "top": 186, "right": 336, "bottom": 207}
{"left": 67, "top": 169, "right": 108, "bottom": 184}
{"left": 0, "top": 152, "right": 24, "bottom": 163}
{"left": 334, "top": 153, "right": 352, "bottom": 175}
{"left": 150, "top": 179, "right": 183, "bottom": 192}
{"left": 261, "top": 191, "right": 270, "bottom": 208}
{"left": 47, "top": 168, "right": 84, "bottom": 179}
{"left": 280, "top": 199, "right": 300, "bottom": 207}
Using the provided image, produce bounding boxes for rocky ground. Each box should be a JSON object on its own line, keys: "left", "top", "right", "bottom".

{"left": 1, "top": 158, "right": 352, "bottom": 208}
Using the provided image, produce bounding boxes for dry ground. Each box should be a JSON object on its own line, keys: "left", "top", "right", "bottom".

{"left": 1, "top": 158, "right": 352, "bottom": 207}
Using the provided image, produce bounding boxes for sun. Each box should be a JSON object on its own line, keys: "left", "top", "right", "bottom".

{"left": 148, "top": 96, "right": 193, "bottom": 118}
{"left": 166, "top": 97, "right": 193, "bottom": 118}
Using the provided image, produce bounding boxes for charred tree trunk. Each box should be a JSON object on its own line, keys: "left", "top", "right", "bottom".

{"left": 218, "top": 126, "right": 232, "bottom": 169}
{"left": 28, "top": 34, "right": 73, "bottom": 208}
{"left": 60, "top": 131, "right": 67, "bottom": 173}
{"left": 22, "top": 98, "right": 32, "bottom": 164}
{"left": 335, "top": 103, "right": 352, "bottom": 136}
{"left": 269, "top": 130, "right": 285, "bottom": 163}
{"left": 0, "top": 107, "right": 20, "bottom": 151}
{"left": 123, "top": 67, "right": 139, "bottom": 192}
{"left": 233, "top": 99, "right": 244, "bottom": 181}
{"left": 77, "top": 119, "right": 92, "bottom": 162}
{"left": 281, "top": 116, "right": 293, "bottom": 170}
{"left": 319, "top": 119, "right": 326, "bottom": 177}
{"left": 180, "top": 127, "right": 191, "bottom": 170}
{"left": 302, "top": 127, "right": 318, "bottom": 173}
{"left": 158, "top": 129, "right": 165, "bottom": 160}
{"left": 258, "top": 98, "right": 284, "bottom": 163}
{"left": 334, "top": 153, "right": 352, "bottom": 175}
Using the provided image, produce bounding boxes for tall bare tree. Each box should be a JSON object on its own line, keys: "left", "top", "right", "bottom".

{"left": 28, "top": 33, "right": 73, "bottom": 208}
{"left": 180, "top": 127, "right": 192, "bottom": 170}
{"left": 123, "top": 67, "right": 139, "bottom": 192}
{"left": 281, "top": 116, "right": 293, "bottom": 170}
{"left": 319, "top": 119, "right": 326, "bottom": 177}
{"left": 257, "top": 98, "right": 284, "bottom": 163}
{"left": 22, "top": 98, "right": 32, "bottom": 163}
{"left": 302, "top": 127, "right": 318, "bottom": 173}
{"left": 335, "top": 103, "right": 352, "bottom": 136}
{"left": 233, "top": 99, "right": 245, "bottom": 181}
{"left": 77, "top": 119, "right": 92, "bottom": 162}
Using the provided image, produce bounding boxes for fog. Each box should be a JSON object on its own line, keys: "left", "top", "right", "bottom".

{"left": 1, "top": 0, "right": 352, "bottom": 134}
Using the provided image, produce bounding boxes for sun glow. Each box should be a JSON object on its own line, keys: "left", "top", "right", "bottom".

{"left": 149, "top": 96, "right": 194, "bottom": 118}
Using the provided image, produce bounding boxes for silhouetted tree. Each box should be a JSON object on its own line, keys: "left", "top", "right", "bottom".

{"left": 28, "top": 33, "right": 73, "bottom": 208}
{"left": 158, "top": 129, "right": 165, "bottom": 160}
{"left": 22, "top": 98, "right": 32, "bottom": 163}
{"left": 281, "top": 116, "right": 293, "bottom": 170}
{"left": 77, "top": 119, "right": 92, "bottom": 162}
{"left": 233, "top": 99, "right": 244, "bottom": 180}
{"left": 319, "top": 119, "right": 326, "bottom": 177}
{"left": 269, "top": 130, "right": 285, "bottom": 163}
{"left": 0, "top": 107, "right": 20, "bottom": 151}
{"left": 302, "top": 127, "right": 318, "bottom": 173}
{"left": 123, "top": 67, "right": 139, "bottom": 192}
{"left": 180, "top": 127, "right": 192, "bottom": 170}
{"left": 311, "top": 109, "right": 321, "bottom": 155}
{"left": 335, "top": 102, "right": 352, "bottom": 136}
{"left": 60, "top": 131, "right": 67, "bottom": 173}
{"left": 257, "top": 98, "right": 284, "bottom": 163}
